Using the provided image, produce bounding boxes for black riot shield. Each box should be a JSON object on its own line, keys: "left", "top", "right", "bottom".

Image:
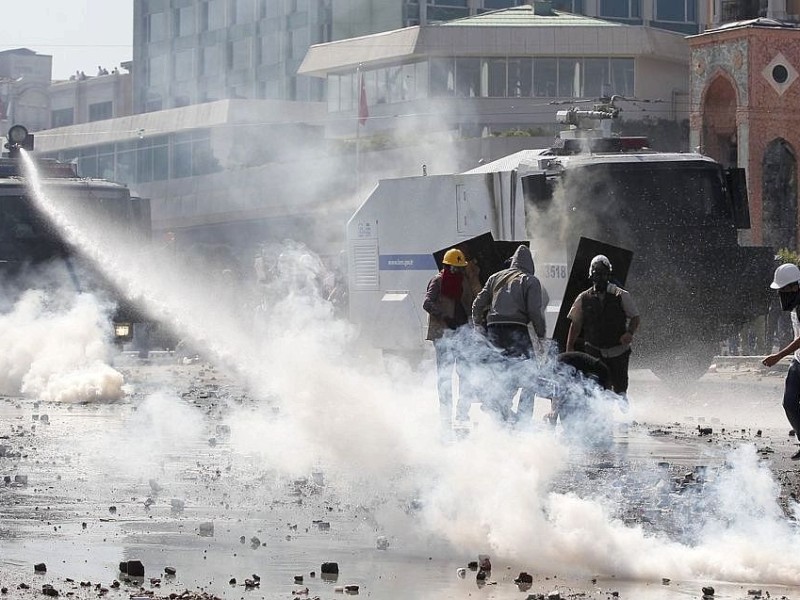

{"left": 553, "top": 237, "right": 633, "bottom": 351}
{"left": 433, "top": 232, "right": 529, "bottom": 286}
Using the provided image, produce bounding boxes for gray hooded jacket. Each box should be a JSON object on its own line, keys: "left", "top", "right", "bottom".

{"left": 471, "top": 245, "right": 546, "bottom": 337}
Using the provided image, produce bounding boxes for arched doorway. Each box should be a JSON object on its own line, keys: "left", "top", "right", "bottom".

{"left": 701, "top": 74, "right": 738, "bottom": 167}
{"left": 762, "top": 138, "right": 798, "bottom": 251}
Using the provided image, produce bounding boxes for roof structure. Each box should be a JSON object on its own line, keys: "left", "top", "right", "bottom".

{"left": 34, "top": 99, "right": 326, "bottom": 152}
{"left": 299, "top": 5, "right": 688, "bottom": 77}
{"left": 438, "top": 5, "right": 622, "bottom": 28}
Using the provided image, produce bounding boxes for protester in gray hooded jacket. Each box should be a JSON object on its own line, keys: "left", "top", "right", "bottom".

{"left": 472, "top": 245, "right": 546, "bottom": 347}
{"left": 471, "top": 245, "right": 547, "bottom": 425}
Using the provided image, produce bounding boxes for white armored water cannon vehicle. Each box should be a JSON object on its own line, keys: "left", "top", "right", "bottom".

{"left": 346, "top": 101, "right": 774, "bottom": 379}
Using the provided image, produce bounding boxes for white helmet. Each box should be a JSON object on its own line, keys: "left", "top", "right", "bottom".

{"left": 588, "top": 254, "right": 612, "bottom": 276}
{"left": 771, "top": 263, "right": 800, "bottom": 289}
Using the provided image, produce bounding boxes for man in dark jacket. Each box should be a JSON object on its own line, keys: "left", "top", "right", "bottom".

{"left": 472, "top": 245, "right": 547, "bottom": 425}
{"left": 566, "top": 255, "right": 640, "bottom": 397}
{"left": 423, "top": 248, "right": 477, "bottom": 429}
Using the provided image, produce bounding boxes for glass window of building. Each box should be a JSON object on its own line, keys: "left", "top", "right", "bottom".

{"left": 362, "top": 71, "right": 375, "bottom": 107}
{"left": 550, "top": 0, "right": 585, "bottom": 12}
{"left": 483, "top": 0, "right": 517, "bottom": 8}
{"left": 208, "top": 0, "right": 226, "bottom": 29}
{"left": 144, "top": 94, "right": 163, "bottom": 113}
{"left": 97, "top": 146, "right": 115, "bottom": 181}
{"left": 201, "top": 46, "right": 222, "bottom": 75}
{"left": 401, "top": 63, "right": 416, "bottom": 101}
{"left": 599, "top": 0, "right": 640, "bottom": 18}
{"left": 230, "top": 39, "right": 250, "bottom": 70}
{"left": 137, "top": 136, "right": 169, "bottom": 183}
{"left": 175, "top": 49, "right": 194, "bottom": 81}
{"left": 404, "top": 1, "right": 420, "bottom": 25}
{"left": 327, "top": 74, "right": 340, "bottom": 111}
{"left": 582, "top": 57, "right": 609, "bottom": 97}
{"left": 486, "top": 58, "right": 506, "bottom": 97}
{"left": 177, "top": 6, "right": 195, "bottom": 36}
{"left": 51, "top": 108, "right": 74, "bottom": 128}
{"left": 557, "top": 58, "right": 580, "bottom": 97}
{"left": 172, "top": 133, "right": 193, "bottom": 179}
{"left": 148, "top": 54, "right": 168, "bottom": 86}
{"left": 375, "top": 68, "right": 388, "bottom": 104}
{"left": 455, "top": 58, "right": 481, "bottom": 97}
{"left": 291, "top": 28, "right": 307, "bottom": 61}
{"left": 507, "top": 57, "right": 532, "bottom": 97}
{"left": 533, "top": 58, "right": 557, "bottom": 97}
{"left": 430, "top": 57, "right": 455, "bottom": 97}
{"left": 260, "top": 34, "right": 280, "bottom": 65}
{"left": 147, "top": 11, "right": 168, "bottom": 42}
{"left": 235, "top": 0, "right": 256, "bottom": 23}
{"left": 261, "top": 0, "right": 280, "bottom": 18}
{"left": 387, "top": 66, "right": 404, "bottom": 103}
{"left": 427, "top": 0, "right": 470, "bottom": 21}
{"left": 78, "top": 153, "right": 97, "bottom": 179}
{"left": 415, "top": 61, "right": 429, "bottom": 99}
{"left": 610, "top": 58, "right": 634, "bottom": 96}
{"left": 88, "top": 101, "right": 113, "bottom": 122}
{"left": 116, "top": 141, "right": 137, "bottom": 184}
{"left": 340, "top": 72, "right": 354, "bottom": 110}
{"left": 655, "top": 0, "right": 696, "bottom": 22}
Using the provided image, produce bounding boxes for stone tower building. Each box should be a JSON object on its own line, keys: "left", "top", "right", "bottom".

{"left": 690, "top": 10, "right": 800, "bottom": 249}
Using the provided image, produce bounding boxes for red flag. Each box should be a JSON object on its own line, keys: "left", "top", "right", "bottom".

{"left": 358, "top": 73, "right": 369, "bottom": 126}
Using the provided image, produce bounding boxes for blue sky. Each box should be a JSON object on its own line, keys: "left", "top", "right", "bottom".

{"left": 0, "top": 1, "right": 133, "bottom": 80}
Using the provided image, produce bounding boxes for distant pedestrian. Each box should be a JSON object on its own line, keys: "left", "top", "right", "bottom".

{"left": 566, "top": 255, "right": 640, "bottom": 402}
{"left": 762, "top": 263, "right": 800, "bottom": 460}
{"left": 423, "top": 248, "right": 477, "bottom": 430}
{"left": 472, "top": 244, "right": 546, "bottom": 425}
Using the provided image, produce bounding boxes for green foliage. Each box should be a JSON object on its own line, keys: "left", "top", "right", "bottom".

{"left": 776, "top": 247, "right": 800, "bottom": 266}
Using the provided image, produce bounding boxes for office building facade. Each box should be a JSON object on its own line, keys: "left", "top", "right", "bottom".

{"left": 132, "top": 0, "right": 334, "bottom": 112}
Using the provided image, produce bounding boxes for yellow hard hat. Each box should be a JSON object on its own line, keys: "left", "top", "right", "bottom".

{"left": 442, "top": 248, "right": 467, "bottom": 267}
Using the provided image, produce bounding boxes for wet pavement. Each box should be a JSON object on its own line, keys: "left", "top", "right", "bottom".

{"left": 2, "top": 361, "right": 800, "bottom": 600}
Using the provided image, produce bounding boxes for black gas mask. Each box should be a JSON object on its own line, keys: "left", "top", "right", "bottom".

{"left": 590, "top": 267, "right": 610, "bottom": 293}
{"left": 780, "top": 285, "right": 800, "bottom": 311}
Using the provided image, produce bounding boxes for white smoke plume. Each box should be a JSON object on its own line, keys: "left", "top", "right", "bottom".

{"left": 0, "top": 286, "right": 122, "bottom": 402}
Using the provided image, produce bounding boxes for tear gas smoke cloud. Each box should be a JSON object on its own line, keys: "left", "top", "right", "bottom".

{"left": 17, "top": 151, "right": 800, "bottom": 587}
{"left": 0, "top": 284, "right": 122, "bottom": 402}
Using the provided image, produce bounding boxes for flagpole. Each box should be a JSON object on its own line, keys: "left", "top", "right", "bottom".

{"left": 356, "top": 63, "right": 361, "bottom": 193}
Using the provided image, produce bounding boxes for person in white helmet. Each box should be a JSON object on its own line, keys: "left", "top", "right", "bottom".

{"left": 763, "top": 262, "right": 800, "bottom": 459}
{"left": 566, "top": 255, "right": 640, "bottom": 399}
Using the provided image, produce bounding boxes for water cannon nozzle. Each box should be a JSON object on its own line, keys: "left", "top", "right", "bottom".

{"left": 5, "top": 124, "right": 34, "bottom": 158}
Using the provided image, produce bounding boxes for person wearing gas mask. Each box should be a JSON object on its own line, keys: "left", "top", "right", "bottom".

{"left": 424, "top": 248, "right": 478, "bottom": 430}
{"left": 762, "top": 263, "right": 800, "bottom": 459}
{"left": 565, "top": 255, "right": 640, "bottom": 399}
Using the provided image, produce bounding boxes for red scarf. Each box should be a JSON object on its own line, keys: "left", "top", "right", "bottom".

{"left": 440, "top": 268, "right": 463, "bottom": 300}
